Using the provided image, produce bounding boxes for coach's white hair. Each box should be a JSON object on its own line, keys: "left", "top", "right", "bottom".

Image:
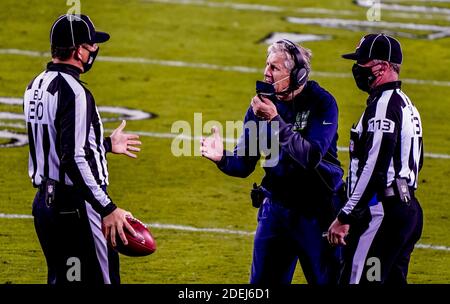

{"left": 267, "top": 41, "right": 312, "bottom": 74}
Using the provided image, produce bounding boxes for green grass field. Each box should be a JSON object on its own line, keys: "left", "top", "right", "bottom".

{"left": 0, "top": 0, "right": 449, "bottom": 283}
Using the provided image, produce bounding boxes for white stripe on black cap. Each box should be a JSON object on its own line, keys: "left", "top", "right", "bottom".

{"left": 383, "top": 34, "right": 392, "bottom": 62}
{"left": 368, "top": 33, "right": 382, "bottom": 59}
{"left": 50, "top": 15, "right": 67, "bottom": 45}
{"left": 68, "top": 15, "right": 75, "bottom": 47}
{"left": 70, "top": 15, "right": 92, "bottom": 41}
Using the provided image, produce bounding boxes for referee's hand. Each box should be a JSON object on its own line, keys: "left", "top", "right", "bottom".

{"left": 327, "top": 218, "right": 349, "bottom": 246}
{"left": 103, "top": 208, "right": 137, "bottom": 247}
{"left": 110, "top": 120, "right": 142, "bottom": 158}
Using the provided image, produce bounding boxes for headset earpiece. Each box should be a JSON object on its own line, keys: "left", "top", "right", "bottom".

{"left": 277, "top": 39, "right": 308, "bottom": 90}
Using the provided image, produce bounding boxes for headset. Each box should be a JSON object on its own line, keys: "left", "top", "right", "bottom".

{"left": 276, "top": 39, "right": 309, "bottom": 90}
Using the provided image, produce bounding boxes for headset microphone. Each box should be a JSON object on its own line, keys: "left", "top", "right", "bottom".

{"left": 272, "top": 75, "right": 290, "bottom": 86}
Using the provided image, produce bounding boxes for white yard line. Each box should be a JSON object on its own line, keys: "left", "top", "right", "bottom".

{"left": 0, "top": 130, "right": 28, "bottom": 147}
{"left": 1, "top": 48, "right": 450, "bottom": 87}
{"left": 356, "top": 0, "right": 450, "bottom": 15}
{"left": 384, "top": 0, "right": 450, "bottom": 3}
{"left": 0, "top": 213, "right": 448, "bottom": 251}
{"left": 287, "top": 16, "right": 450, "bottom": 32}
{"left": 143, "top": 0, "right": 355, "bottom": 15}
{"left": 144, "top": 0, "right": 450, "bottom": 16}
{"left": 150, "top": 222, "right": 254, "bottom": 235}
{"left": 143, "top": 0, "right": 450, "bottom": 33}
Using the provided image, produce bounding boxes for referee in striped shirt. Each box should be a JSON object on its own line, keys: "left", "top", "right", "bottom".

{"left": 24, "top": 14, "right": 141, "bottom": 284}
{"left": 327, "top": 34, "right": 424, "bottom": 284}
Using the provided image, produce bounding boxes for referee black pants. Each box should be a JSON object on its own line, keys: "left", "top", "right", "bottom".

{"left": 340, "top": 195, "right": 423, "bottom": 284}
{"left": 32, "top": 189, "right": 120, "bottom": 284}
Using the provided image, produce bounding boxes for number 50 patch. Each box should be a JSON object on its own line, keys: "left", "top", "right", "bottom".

{"left": 368, "top": 118, "right": 395, "bottom": 133}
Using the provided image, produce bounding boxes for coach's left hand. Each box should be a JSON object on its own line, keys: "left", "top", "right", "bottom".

{"left": 251, "top": 95, "right": 278, "bottom": 121}
{"left": 110, "top": 120, "right": 142, "bottom": 158}
{"left": 328, "top": 218, "right": 350, "bottom": 246}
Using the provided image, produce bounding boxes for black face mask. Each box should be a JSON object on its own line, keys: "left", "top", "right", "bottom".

{"left": 352, "top": 63, "right": 377, "bottom": 93}
{"left": 80, "top": 46, "right": 99, "bottom": 73}
{"left": 256, "top": 80, "right": 279, "bottom": 103}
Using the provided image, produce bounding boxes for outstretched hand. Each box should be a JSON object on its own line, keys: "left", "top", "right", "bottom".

{"left": 200, "top": 126, "right": 224, "bottom": 162}
{"left": 110, "top": 120, "right": 142, "bottom": 158}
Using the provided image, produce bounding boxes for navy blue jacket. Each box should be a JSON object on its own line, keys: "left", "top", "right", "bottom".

{"left": 217, "top": 80, "right": 343, "bottom": 214}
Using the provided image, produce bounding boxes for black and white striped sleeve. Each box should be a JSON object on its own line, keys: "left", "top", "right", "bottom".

{"left": 58, "top": 74, "right": 117, "bottom": 217}
{"left": 338, "top": 91, "right": 400, "bottom": 224}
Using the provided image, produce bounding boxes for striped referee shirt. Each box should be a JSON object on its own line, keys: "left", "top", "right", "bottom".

{"left": 23, "top": 62, "right": 116, "bottom": 216}
{"left": 338, "top": 81, "right": 423, "bottom": 224}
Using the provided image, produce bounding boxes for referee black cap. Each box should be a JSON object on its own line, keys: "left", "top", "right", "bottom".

{"left": 342, "top": 33, "right": 402, "bottom": 64}
{"left": 50, "top": 14, "right": 110, "bottom": 48}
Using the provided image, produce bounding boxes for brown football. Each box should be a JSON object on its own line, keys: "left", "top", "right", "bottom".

{"left": 106, "top": 216, "right": 156, "bottom": 257}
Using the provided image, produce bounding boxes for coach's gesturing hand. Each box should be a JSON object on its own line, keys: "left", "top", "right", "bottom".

{"left": 103, "top": 208, "right": 137, "bottom": 247}
{"left": 110, "top": 120, "right": 142, "bottom": 158}
{"left": 200, "top": 126, "right": 224, "bottom": 162}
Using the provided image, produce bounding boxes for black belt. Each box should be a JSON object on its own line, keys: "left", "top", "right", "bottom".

{"left": 38, "top": 178, "right": 106, "bottom": 202}
{"left": 383, "top": 186, "right": 396, "bottom": 197}
{"left": 38, "top": 181, "right": 76, "bottom": 193}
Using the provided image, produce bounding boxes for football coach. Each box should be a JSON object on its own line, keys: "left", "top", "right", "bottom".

{"left": 23, "top": 14, "right": 141, "bottom": 284}
{"left": 201, "top": 40, "right": 344, "bottom": 284}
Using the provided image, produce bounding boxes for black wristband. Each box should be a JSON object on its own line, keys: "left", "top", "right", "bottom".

{"left": 100, "top": 202, "right": 117, "bottom": 218}
{"left": 104, "top": 137, "right": 112, "bottom": 153}
{"left": 337, "top": 210, "right": 352, "bottom": 225}
{"left": 215, "top": 151, "right": 227, "bottom": 167}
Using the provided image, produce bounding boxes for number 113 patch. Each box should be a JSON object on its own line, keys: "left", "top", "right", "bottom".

{"left": 368, "top": 117, "right": 395, "bottom": 133}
